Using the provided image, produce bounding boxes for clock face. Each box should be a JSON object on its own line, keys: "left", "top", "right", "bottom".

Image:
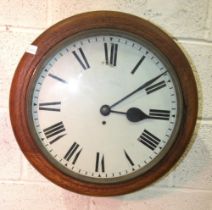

{"left": 10, "top": 12, "right": 198, "bottom": 195}
{"left": 29, "top": 30, "right": 182, "bottom": 183}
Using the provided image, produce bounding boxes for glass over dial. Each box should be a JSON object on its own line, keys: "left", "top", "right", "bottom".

{"left": 29, "top": 30, "right": 182, "bottom": 184}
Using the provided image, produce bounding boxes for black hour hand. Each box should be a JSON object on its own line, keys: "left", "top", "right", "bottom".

{"left": 126, "top": 107, "right": 148, "bottom": 122}
{"left": 100, "top": 105, "right": 170, "bottom": 122}
{"left": 126, "top": 108, "right": 170, "bottom": 122}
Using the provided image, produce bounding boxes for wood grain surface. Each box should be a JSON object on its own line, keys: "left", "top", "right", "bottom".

{"left": 9, "top": 11, "right": 198, "bottom": 196}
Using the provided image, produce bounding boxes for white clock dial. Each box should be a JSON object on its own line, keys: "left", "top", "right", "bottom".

{"left": 30, "top": 30, "right": 182, "bottom": 183}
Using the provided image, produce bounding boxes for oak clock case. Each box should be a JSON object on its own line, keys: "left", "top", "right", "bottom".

{"left": 10, "top": 11, "right": 198, "bottom": 196}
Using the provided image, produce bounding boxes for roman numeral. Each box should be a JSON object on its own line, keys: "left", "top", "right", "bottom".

{"left": 131, "top": 55, "right": 146, "bottom": 74}
{"left": 48, "top": 73, "right": 68, "bottom": 84}
{"left": 145, "top": 80, "right": 166, "bottom": 94}
{"left": 104, "top": 43, "right": 118, "bottom": 66}
{"left": 43, "top": 121, "right": 66, "bottom": 144}
{"left": 124, "top": 150, "right": 134, "bottom": 166}
{"left": 39, "top": 101, "right": 61, "bottom": 112}
{"left": 95, "top": 152, "right": 105, "bottom": 172}
{"left": 64, "top": 142, "right": 82, "bottom": 164}
{"left": 138, "top": 129, "right": 161, "bottom": 150}
{"left": 149, "top": 109, "right": 170, "bottom": 120}
{"left": 72, "top": 47, "right": 90, "bottom": 70}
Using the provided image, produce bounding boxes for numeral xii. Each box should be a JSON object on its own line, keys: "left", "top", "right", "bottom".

{"left": 104, "top": 43, "right": 118, "bottom": 66}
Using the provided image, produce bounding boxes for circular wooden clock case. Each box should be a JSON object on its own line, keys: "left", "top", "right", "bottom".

{"left": 10, "top": 11, "right": 198, "bottom": 196}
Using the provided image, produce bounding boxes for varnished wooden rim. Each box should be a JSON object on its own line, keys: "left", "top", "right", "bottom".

{"left": 10, "top": 11, "right": 198, "bottom": 196}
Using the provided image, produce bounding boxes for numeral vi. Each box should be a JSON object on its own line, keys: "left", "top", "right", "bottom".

{"left": 95, "top": 152, "right": 105, "bottom": 172}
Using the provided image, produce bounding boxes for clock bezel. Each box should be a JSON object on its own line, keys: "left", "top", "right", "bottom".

{"left": 10, "top": 11, "right": 198, "bottom": 196}
{"left": 27, "top": 28, "right": 184, "bottom": 184}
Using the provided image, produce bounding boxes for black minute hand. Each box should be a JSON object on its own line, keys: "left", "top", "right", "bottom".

{"left": 110, "top": 71, "right": 167, "bottom": 109}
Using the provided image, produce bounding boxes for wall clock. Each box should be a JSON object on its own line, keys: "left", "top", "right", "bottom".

{"left": 10, "top": 11, "right": 198, "bottom": 196}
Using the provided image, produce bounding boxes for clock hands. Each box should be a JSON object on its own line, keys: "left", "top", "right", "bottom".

{"left": 112, "top": 107, "right": 150, "bottom": 122}
{"left": 100, "top": 106, "right": 167, "bottom": 122}
{"left": 110, "top": 71, "right": 167, "bottom": 109}
{"left": 126, "top": 107, "right": 149, "bottom": 122}
{"left": 100, "top": 71, "right": 168, "bottom": 122}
